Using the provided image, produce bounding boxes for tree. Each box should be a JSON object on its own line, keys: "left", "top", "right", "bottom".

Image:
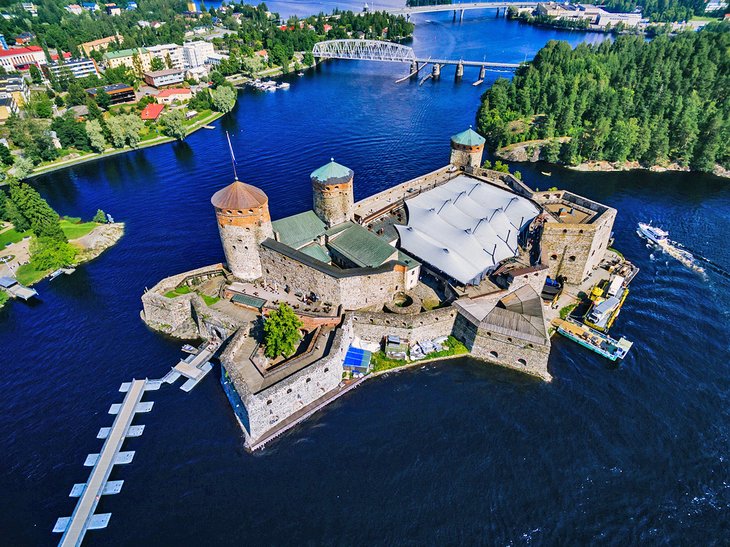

{"left": 150, "top": 56, "right": 165, "bottom": 71}
{"left": 29, "top": 64, "right": 43, "bottom": 84}
{"left": 29, "top": 236, "right": 77, "bottom": 271}
{"left": 211, "top": 85, "right": 236, "bottom": 113}
{"left": 27, "top": 92, "right": 53, "bottom": 118}
{"left": 66, "top": 81, "right": 87, "bottom": 106}
{"left": 85, "top": 97, "right": 102, "bottom": 120}
{"left": 263, "top": 303, "right": 303, "bottom": 359}
{"left": 106, "top": 114, "right": 143, "bottom": 148}
{"left": 160, "top": 109, "right": 187, "bottom": 141}
{"left": 51, "top": 112, "right": 90, "bottom": 150}
{"left": 7, "top": 179, "right": 66, "bottom": 241}
{"left": 0, "top": 144, "right": 14, "bottom": 166}
{"left": 92, "top": 209, "right": 107, "bottom": 223}
{"left": 209, "top": 71, "right": 226, "bottom": 89}
{"left": 95, "top": 89, "right": 111, "bottom": 110}
{"left": 85, "top": 120, "right": 107, "bottom": 152}
{"left": 12, "top": 157, "right": 34, "bottom": 180}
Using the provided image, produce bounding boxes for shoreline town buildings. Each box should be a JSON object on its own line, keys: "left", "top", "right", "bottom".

{"left": 142, "top": 130, "right": 617, "bottom": 449}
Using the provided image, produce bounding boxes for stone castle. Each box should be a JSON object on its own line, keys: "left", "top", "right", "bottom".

{"left": 141, "top": 129, "right": 616, "bottom": 450}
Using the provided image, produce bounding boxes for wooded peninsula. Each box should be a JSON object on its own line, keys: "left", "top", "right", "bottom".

{"left": 476, "top": 24, "right": 729, "bottom": 175}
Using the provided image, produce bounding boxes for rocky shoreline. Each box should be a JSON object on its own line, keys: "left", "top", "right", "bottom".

{"left": 495, "top": 141, "right": 730, "bottom": 179}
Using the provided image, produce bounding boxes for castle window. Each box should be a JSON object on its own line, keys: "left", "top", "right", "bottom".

{"left": 517, "top": 358, "right": 527, "bottom": 366}
{"left": 486, "top": 332, "right": 492, "bottom": 336}
{"left": 306, "top": 378, "right": 311, "bottom": 383}
{"left": 266, "top": 400, "right": 272, "bottom": 405}
{"left": 550, "top": 254, "right": 558, "bottom": 260}
{"left": 490, "top": 351, "right": 498, "bottom": 358}
{"left": 579, "top": 229, "right": 584, "bottom": 234}
{"left": 562, "top": 229, "right": 568, "bottom": 234}
{"left": 324, "top": 368, "right": 329, "bottom": 373}
{"left": 507, "top": 337, "right": 512, "bottom": 342}
{"left": 568, "top": 256, "right": 576, "bottom": 262}
{"left": 287, "top": 388, "right": 292, "bottom": 394}
{"left": 249, "top": 209, "right": 254, "bottom": 214}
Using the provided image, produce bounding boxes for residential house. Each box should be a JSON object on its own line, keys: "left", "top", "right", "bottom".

{"left": 140, "top": 102, "right": 165, "bottom": 120}
{"left": 46, "top": 57, "right": 99, "bottom": 80}
{"left": 103, "top": 47, "right": 152, "bottom": 74}
{"left": 155, "top": 88, "right": 192, "bottom": 104}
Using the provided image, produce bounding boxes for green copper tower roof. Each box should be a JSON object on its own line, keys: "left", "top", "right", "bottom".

{"left": 310, "top": 159, "right": 353, "bottom": 184}
{"left": 451, "top": 127, "right": 485, "bottom": 147}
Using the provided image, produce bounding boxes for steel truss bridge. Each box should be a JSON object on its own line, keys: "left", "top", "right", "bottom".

{"left": 386, "top": 1, "right": 539, "bottom": 17}
{"left": 312, "top": 40, "right": 521, "bottom": 69}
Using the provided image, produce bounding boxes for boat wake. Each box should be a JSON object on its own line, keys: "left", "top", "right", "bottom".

{"left": 671, "top": 242, "right": 730, "bottom": 279}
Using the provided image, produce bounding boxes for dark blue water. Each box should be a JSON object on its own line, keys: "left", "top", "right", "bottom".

{"left": 3, "top": 12, "right": 729, "bottom": 546}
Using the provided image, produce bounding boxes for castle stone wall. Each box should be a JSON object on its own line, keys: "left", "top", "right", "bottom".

{"left": 215, "top": 207, "right": 273, "bottom": 281}
{"left": 541, "top": 208, "right": 615, "bottom": 285}
{"left": 221, "top": 318, "right": 353, "bottom": 448}
{"left": 260, "top": 245, "right": 409, "bottom": 310}
{"left": 351, "top": 307, "right": 457, "bottom": 343}
{"left": 313, "top": 179, "right": 354, "bottom": 227}
{"left": 453, "top": 313, "right": 552, "bottom": 381}
{"left": 141, "top": 263, "right": 226, "bottom": 338}
{"left": 450, "top": 144, "right": 483, "bottom": 172}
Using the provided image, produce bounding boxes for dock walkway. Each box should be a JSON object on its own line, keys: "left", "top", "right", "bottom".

{"left": 55, "top": 379, "right": 149, "bottom": 546}
{"left": 53, "top": 342, "right": 219, "bottom": 545}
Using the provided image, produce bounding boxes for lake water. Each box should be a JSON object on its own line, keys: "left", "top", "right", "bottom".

{"left": 2, "top": 10, "right": 729, "bottom": 546}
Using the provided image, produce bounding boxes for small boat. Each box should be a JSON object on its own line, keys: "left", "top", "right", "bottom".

{"left": 181, "top": 344, "right": 197, "bottom": 354}
{"left": 61, "top": 267, "right": 76, "bottom": 275}
{"left": 636, "top": 222, "right": 668, "bottom": 245}
{"left": 541, "top": 171, "right": 552, "bottom": 176}
{"left": 49, "top": 269, "right": 63, "bottom": 280}
{"left": 277, "top": 82, "right": 290, "bottom": 90}
{"left": 637, "top": 222, "right": 703, "bottom": 273}
{"left": 297, "top": 72, "right": 304, "bottom": 77}
{"left": 554, "top": 318, "right": 632, "bottom": 361}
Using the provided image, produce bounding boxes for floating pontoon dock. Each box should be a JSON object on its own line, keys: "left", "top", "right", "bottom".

{"left": 54, "top": 378, "right": 157, "bottom": 545}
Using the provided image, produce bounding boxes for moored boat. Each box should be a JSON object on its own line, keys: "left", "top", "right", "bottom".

{"left": 553, "top": 318, "right": 632, "bottom": 361}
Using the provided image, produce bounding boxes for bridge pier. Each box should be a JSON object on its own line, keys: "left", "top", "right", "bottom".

{"left": 479, "top": 65, "right": 486, "bottom": 80}
{"left": 432, "top": 63, "right": 441, "bottom": 79}
{"left": 455, "top": 62, "right": 464, "bottom": 81}
{"left": 410, "top": 60, "right": 418, "bottom": 75}
{"left": 460, "top": 9, "right": 465, "bottom": 21}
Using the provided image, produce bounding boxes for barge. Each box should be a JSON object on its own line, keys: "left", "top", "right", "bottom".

{"left": 553, "top": 318, "right": 633, "bottom": 361}
{"left": 583, "top": 275, "right": 629, "bottom": 332}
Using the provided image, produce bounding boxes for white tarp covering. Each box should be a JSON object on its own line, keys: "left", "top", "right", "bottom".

{"left": 396, "top": 175, "right": 539, "bottom": 284}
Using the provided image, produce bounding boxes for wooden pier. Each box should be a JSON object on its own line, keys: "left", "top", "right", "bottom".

{"left": 53, "top": 342, "right": 219, "bottom": 544}
{"left": 54, "top": 379, "right": 151, "bottom": 546}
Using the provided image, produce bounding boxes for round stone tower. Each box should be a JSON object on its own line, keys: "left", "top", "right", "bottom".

{"left": 211, "top": 179, "right": 273, "bottom": 281}
{"left": 311, "top": 159, "right": 354, "bottom": 228}
{"left": 450, "top": 127, "right": 486, "bottom": 172}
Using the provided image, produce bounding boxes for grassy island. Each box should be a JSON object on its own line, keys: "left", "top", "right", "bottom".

{"left": 476, "top": 26, "right": 730, "bottom": 176}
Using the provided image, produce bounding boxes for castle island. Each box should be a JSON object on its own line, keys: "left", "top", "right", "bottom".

{"left": 141, "top": 130, "right": 619, "bottom": 450}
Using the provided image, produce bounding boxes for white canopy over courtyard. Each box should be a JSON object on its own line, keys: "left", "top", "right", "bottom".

{"left": 396, "top": 175, "right": 539, "bottom": 285}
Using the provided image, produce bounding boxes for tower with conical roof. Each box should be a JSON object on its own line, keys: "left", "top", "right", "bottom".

{"left": 311, "top": 159, "right": 354, "bottom": 228}
{"left": 211, "top": 178, "right": 273, "bottom": 281}
{"left": 450, "top": 127, "right": 486, "bottom": 172}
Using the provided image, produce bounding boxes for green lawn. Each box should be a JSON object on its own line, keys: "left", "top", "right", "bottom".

{"left": 60, "top": 218, "right": 99, "bottom": 240}
{"left": 370, "top": 336, "right": 468, "bottom": 373}
{"left": 164, "top": 285, "right": 192, "bottom": 298}
{"left": 559, "top": 303, "right": 577, "bottom": 320}
{"left": 0, "top": 228, "right": 31, "bottom": 248}
{"left": 201, "top": 294, "right": 220, "bottom": 306}
{"left": 15, "top": 263, "right": 49, "bottom": 286}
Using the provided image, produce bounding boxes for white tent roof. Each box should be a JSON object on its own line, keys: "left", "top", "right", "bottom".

{"left": 396, "top": 175, "right": 539, "bottom": 284}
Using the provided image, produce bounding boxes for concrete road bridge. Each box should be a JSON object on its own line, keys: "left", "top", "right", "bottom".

{"left": 385, "top": 1, "right": 539, "bottom": 19}
{"left": 312, "top": 39, "right": 522, "bottom": 79}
